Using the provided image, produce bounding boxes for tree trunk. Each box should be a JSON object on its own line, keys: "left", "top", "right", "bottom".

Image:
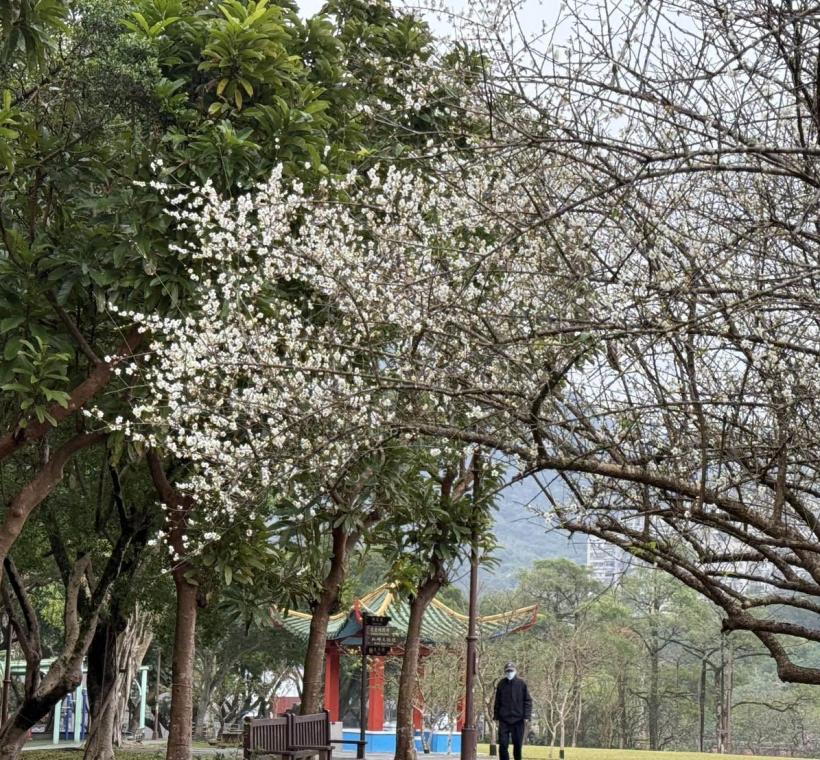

{"left": 715, "top": 662, "right": 723, "bottom": 753}
{"left": 698, "top": 658, "right": 706, "bottom": 753}
{"left": 83, "top": 505, "right": 154, "bottom": 759}
{"left": 715, "top": 637, "right": 734, "bottom": 755}
{"left": 0, "top": 721, "right": 34, "bottom": 759}
{"left": 85, "top": 617, "right": 121, "bottom": 760}
{"left": 617, "top": 672, "right": 628, "bottom": 749}
{"left": 0, "top": 692, "right": 65, "bottom": 759}
{"left": 166, "top": 572, "right": 198, "bottom": 760}
{"left": 115, "top": 609, "right": 154, "bottom": 743}
{"left": 725, "top": 644, "right": 733, "bottom": 754}
{"left": 193, "top": 655, "right": 215, "bottom": 741}
{"left": 0, "top": 555, "right": 104, "bottom": 760}
{"left": 0, "top": 432, "right": 106, "bottom": 574}
{"left": 395, "top": 577, "right": 441, "bottom": 760}
{"left": 0, "top": 468, "right": 152, "bottom": 760}
{"left": 301, "top": 527, "right": 354, "bottom": 715}
{"left": 302, "top": 600, "right": 333, "bottom": 716}
{"left": 85, "top": 697, "right": 117, "bottom": 760}
{"left": 148, "top": 451, "right": 198, "bottom": 760}
{"left": 571, "top": 690, "right": 581, "bottom": 747}
{"left": 647, "top": 648, "right": 659, "bottom": 750}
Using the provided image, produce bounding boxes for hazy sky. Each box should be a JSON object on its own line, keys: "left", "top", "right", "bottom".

{"left": 295, "top": 0, "right": 558, "bottom": 42}
{"left": 296, "top": 0, "right": 324, "bottom": 17}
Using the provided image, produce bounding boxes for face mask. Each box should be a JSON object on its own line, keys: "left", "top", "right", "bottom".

{"left": 505, "top": 671, "right": 516, "bottom": 680}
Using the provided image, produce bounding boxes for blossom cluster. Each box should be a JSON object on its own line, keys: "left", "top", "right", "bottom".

{"left": 114, "top": 155, "right": 586, "bottom": 542}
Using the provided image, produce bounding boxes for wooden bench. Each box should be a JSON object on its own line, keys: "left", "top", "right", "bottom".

{"left": 244, "top": 711, "right": 367, "bottom": 760}
{"left": 220, "top": 721, "right": 244, "bottom": 744}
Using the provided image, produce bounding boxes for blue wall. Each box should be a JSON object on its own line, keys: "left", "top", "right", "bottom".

{"left": 341, "top": 730, "right": 462, "bottom": 754}
{"left": 417, "top": 731, "right": 462, "bottom": 753}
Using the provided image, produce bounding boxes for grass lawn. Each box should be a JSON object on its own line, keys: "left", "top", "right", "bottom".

{"left": 477, "top": 745, "right": 816, "bottom": 760}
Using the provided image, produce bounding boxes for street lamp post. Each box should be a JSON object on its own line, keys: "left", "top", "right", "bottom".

{"left": 460, "top": 449, "right": 481, "bottom": 760}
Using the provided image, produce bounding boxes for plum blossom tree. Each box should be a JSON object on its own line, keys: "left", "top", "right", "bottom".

{"left": 120, "top": 152, "right": 587, "bottom": 499}
{"left": 1, "top": 0, "right": 464, "bottom": 757}
{"left": 441, "top": 0, "right": 820, "bottom": 684}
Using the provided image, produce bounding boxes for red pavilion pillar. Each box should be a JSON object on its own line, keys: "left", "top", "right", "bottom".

{"left": 324, "top": 645, "right": 341, "bottom": 722}
{"left": 457, "top": 697, "right": 465, "bottom": 731}
{"left": 367, "top": 657, "right": 385, "bottom": 731}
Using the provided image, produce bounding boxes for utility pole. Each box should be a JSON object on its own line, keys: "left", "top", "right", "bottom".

{"left": 461, "top": 449, "right": 481, "bottom": 760}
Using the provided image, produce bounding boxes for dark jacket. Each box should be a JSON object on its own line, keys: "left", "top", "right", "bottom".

{"left": 493, "top": 676, "right": 532, "bottom": 724}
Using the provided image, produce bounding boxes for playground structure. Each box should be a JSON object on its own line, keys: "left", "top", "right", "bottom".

{"left": 279, "top": 584, "right": 538, "bottom": 753}
{"left": 1, "top": 657, "right": 149, "bottom": 746}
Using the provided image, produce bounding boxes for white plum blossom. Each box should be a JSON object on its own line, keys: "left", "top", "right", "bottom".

{"left": 117, "top": 155, "right": 588, "bottom": 522}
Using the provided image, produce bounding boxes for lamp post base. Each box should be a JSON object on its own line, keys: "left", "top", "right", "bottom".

{"left": 460, "top": 727, "right": 477, "bottom": 760}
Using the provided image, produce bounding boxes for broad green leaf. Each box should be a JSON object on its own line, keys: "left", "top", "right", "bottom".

{"left": 1, "top": 382, "right": 30, "bottom": 393}
{"left": 3, "top": 338, "right": 21, "bottom": 361}
{"left": 0, "top": 316, "right": 24, "bottom": 333}
{"left": 42, "top": 388, "right": 71, "bottom": 407}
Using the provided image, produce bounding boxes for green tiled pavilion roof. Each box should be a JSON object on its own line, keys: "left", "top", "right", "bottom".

{"left": 276, "top": 584, "right": 537, "bottom": 647}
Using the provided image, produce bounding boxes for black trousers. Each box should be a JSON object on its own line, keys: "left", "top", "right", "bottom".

{"left": 498, "top": 720, "right": 525, "bottom": 760}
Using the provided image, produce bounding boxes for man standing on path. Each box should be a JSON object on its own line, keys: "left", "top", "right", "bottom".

{"left": 493, "top": 662, "right": 532, "bottom": 760}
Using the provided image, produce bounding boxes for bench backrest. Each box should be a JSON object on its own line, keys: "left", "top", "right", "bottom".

{"left": 244, "top": 711, "right": 330, "bottom": 758}
{"left": 289, "top": 710, "right": 330, "bottom": 747}
{"left": 244, "top": 716, "right": 288, "bottom": 757}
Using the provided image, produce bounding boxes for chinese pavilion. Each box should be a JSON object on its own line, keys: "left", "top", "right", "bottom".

{"left": 278, "top": 584, "right": 538, "bottom": 739}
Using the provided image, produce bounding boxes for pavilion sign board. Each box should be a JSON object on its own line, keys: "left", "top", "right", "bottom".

{"left": 362, "top": 614, "right": 402, "bottom": 656}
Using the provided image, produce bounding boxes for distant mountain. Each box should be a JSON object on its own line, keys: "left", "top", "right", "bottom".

{"left": 476, "top": 477, "right": 587, "bottom": 590}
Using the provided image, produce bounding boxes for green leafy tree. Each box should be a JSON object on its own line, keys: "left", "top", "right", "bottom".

{"left": 0, "top": 1, "right": 444, "bottom": 759}
{"left": 193, "top": 605, "right": 302, "bottom": 738}
{"left": 270, "top": 454, "right": 404, "bottom": 716}
{"left": 376, "top": 447, "right": 499, "bottom": 760}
